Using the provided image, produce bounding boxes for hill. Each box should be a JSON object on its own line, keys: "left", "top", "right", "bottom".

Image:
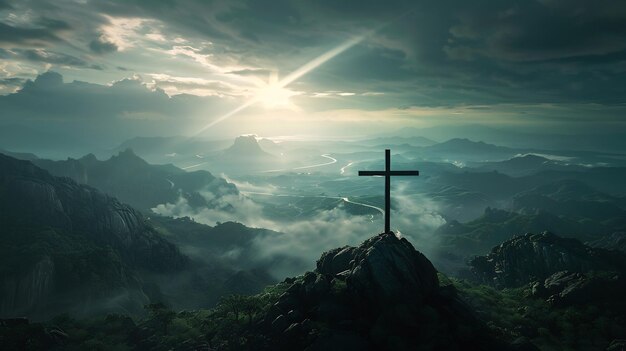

{"left": 0, "top": 153, "right": 187, "bottom": 319}
{"left": 474, "top": 154, "right": 578, "bottom": 176}
{"left": 469, "top": 232, "right": 626, "bottom": 288}
{"left": 222, "top": 135, "right": 276, "bottom": 160}
{"left": 513, "top": 180, "right": 626, "bottom": 226}
{"left": 30, "top": 149, "right": 237, "bottom": 211}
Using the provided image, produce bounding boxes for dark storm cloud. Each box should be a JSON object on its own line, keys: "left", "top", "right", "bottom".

{"left": 0, "top": 22, "right": 61, "bottom": 45}
{"left": 0, "top": 77, "right": 25, "bottom": 90}
{"left": 2, "top": 48, "right": 103, "bottom": 69}
{"left": 0, "top": 0, "right": 12, "bottom": 10}
{"left": 1, "top": 0, "right": 625, "bottom": 110}
{"left": 0, "top": 71, "right": 236, "bottom": 144}
{"left": 89, "top": 36, "right": 118, "bottom": 54}
{"left": 89, "top": 0, "right": 626, "bottom": 105}
{"left": 444, "top": 0, "right": 626, "bottom": 62}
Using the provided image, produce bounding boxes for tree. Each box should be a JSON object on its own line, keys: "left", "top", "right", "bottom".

{"left": 144, "top": 303, "right": 176, "bottom": 334}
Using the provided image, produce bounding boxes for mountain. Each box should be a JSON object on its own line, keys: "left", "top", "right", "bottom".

{"left": 257, "top": 138, "right": 284, "bottom": 155}
{"left": 30, "top": 149, "right": 238, "bottom": 211}
{"left": 400, "top": 138, "right": 521, "bottom": 164}
{"left": 0, "top": 153, "right": 277, "bottom": 319}
{"left": 0, "top": 149, "right": 38, "bottom": 162}
{"left": 0, "top": 153, "right": 187, "bottom": 319}
{"left": 204, "top": 135, "right": 283, "bottom": 174}
{"left": 377, "top": 124, "right": 626, "bottom": 153}
{"left": 5, "top": 232, "right": 626, "bottom": 350}
{"left": 222, "top": 135, "right": 275, "bottom": 160}
{"left": 247, "top": 232, "right": 510, "bottom": 350}
{"left": 474, "top": 154, "right": 578, "bottom": 176}
{"left": 427, "top": 138, "right": 512, "bottom": 154}
{"left": 513, "top": 180, "right": 626, "bottom": 227}
{"left": 360, "top": 135, "right": 437, "bottom": 147}
{"left": 114, "top": 136, "right": 233, "bottom": 162}
{"left": 149, "top": 216, "right": 284, "bottom": 276}
{"left": 469, "top": 232, "right": 626, "bottom": 288}
{"left": 436, "top": 207, "right": 602, "bottom": 254}
{"left": 588, "top": 232, "right": 626, "bottom": 252}
{"left": 4, "top": 232, "right": 514, "bottom": 350}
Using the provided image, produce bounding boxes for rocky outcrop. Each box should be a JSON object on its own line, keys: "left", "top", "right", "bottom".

{"left": 0, "top": 257, "right": 55, "bottom": 317}
{"left": 589, "top": 232, "right": 626, "bottom": 252}
{"left": 0, "top": 153, "right": 186, "bottom": 271}
{"left": 531, "top": 271, "right": 626, "bottom": 307}
{"left": 258, "top": 233, "right": 508, "bottom": 351}
{"left": 469, "top": 232, "right": 626, "bottom": 288}
{"left": 317, "top": 234, "right": 439, "bottom": 305}
{"left": 0, "top": 154, "right": 187, "bottom": 318}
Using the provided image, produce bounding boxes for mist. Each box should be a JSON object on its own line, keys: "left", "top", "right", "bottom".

{"left": 152, "top": 180, "right": 447, "bottom": 278}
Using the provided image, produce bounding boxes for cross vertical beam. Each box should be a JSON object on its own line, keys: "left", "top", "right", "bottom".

{"left": 358, "top": 149, "right": 420, "bottom": 234}
{"left": 385, "top": 149, "right": 391, "bottom": 233}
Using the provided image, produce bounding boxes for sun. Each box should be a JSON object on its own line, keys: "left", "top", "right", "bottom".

{"left": 256, "top": 83, "right": 300, "bottom": 109}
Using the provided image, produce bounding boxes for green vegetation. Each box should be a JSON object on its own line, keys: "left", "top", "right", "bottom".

{"left": 444, "top": 274, "right": 626, "bottom": 351}
{"left": 3, "top": 273, "right": 623, "bottom": 350}
{"left": 0, "top": 282, "right": 291, "bottom": 350}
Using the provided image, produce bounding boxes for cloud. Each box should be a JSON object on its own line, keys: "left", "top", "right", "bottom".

{"left": 6, "top": 48, "right": 103, "bottom": 69}
{"left": 445, "top": 0, "right": 626, "bottom": 62}
{"left": 0, "top": 0, "right": 11, "bottom": 10}
{"left": 89, "top": 36, "right": 118, "bottom": 54}
{"left": 1, "top": 0, "right": 625, "bottom": 135}
{"left": 151, "top": 180, "right": 446, "bottom": 278}
{"left": 0, "top": 21, "right": 61, "bottom": 45}
{"left": 0, "top": 71, "right": 237, "bottom": 146}
{"left": 0, "top": 76, "right": 25, "bottom": 93}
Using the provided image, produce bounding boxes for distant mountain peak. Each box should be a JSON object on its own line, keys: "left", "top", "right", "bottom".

{"left": 427, "top": 138, "right": 511, "bottom": 154}
{"left": 109, "top": 148, "right": 147, "bottom": 165}
{"left": 445, "top": 138, "right": 486, "bottom": 145}
{"left": 79, "top": 153, "right": 98, "bottom": 162}
{"left": 223, "top": 135, "right": 272, "bottom": 158}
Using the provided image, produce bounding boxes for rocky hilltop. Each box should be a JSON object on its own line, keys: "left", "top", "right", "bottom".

{"left": 470, "top": 231, "right": 626, "bottom": 288}
{"left": 0, "top": 153, "right": 187, "bottom": 319}
{"left": 254, "top": 233, "right": 510, "bottom": 351}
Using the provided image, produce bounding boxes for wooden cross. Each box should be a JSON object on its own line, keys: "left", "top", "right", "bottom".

{"left": 358, "top": 149, "right": 420, "bottom": 234}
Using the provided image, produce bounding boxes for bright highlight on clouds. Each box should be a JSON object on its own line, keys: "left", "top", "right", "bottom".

{"left": 98, "top": 16, "right": 147, "bottom": 51}
{"left": 0, "top": 0, "right": 625, "bottom": 141}
{"left": 194, "top": 34, "right": 367, "bottom": 134}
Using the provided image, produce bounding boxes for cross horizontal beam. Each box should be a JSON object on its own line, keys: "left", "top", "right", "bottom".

{"left": 358, "top": 170, "right": 420, "bottom": 176}
{"left": 358, "top": 149, "right": 420, "bottom": 234}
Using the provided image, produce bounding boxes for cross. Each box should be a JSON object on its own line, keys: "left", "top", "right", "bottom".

{"left": 358, "top": 149, "right": 420, "bottom": 234}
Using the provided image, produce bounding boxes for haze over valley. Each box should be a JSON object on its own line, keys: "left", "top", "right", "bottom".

{"left": 1, "top": 1, "right": 626, "bottom": 349}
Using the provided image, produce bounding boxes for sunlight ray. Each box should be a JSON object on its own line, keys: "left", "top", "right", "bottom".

{"left": 193, "top": 35, "right": 366, "bottom": 136}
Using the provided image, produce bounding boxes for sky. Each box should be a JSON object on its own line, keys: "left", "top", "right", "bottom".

{"left": 1, "top": 0, "right": 626, "bottom": 145}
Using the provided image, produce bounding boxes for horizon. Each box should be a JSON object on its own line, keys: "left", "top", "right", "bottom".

{"left": 1, "top": 0, "right": 625, "bottom": 154}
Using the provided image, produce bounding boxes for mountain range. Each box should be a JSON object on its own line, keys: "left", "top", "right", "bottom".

{"left": 28, "top": 149, "right": 237, "bottom": 211}
{"left": 0, "top": 153, "right": 275, "bottom": 319}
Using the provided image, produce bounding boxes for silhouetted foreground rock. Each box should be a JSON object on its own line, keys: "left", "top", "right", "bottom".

{"left": 257, "top": 233, "right": 509, "bottom": 351}
{"left": 470, "top": 232, "right": 626, "bottom": 288}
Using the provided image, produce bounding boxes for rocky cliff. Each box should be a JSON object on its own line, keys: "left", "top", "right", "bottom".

{"left": 0, "top": 153, "right": 187, "bottom": 319}
{"left": 469, "top": 232, "right": 626, "bottom": 288}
